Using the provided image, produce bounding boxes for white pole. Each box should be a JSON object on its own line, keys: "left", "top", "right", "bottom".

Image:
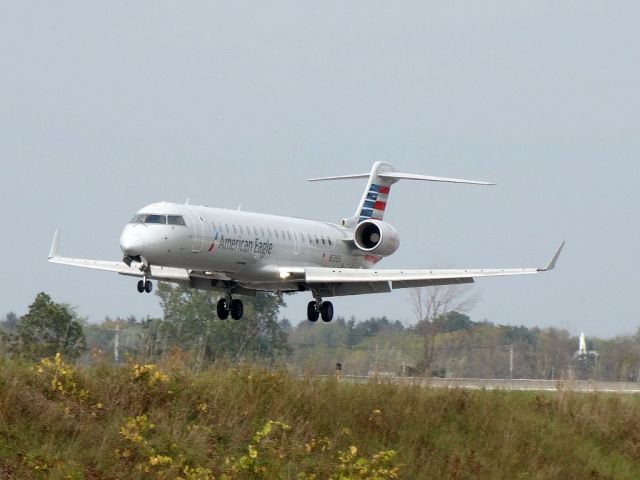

{"left": 114, "top": 324, "right": 120, "bottom": 363}
{"left": 509, "top": 345, "right": 514, "bottom": 379}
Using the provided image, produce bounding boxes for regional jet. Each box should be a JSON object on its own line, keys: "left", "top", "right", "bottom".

{"left": 48, "top": 162, "right": 563, "bottom": 322}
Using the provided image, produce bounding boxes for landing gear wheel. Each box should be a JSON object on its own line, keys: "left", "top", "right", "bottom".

{"left": 217, "top": 298, "right": 229, "bottom": 320}
{"left": 307, "top": 301, "right": 319, "bottom": 322}
{"left": 320, "top": 301, "right": 334, "bottom": 322}
{"left": 144, "top": 280, "right": 153, "bottom": 293}
{"left": 230, "top": 299, "right": 244, "bottom": 320}
{"left": 137, "top": 280, "right": 145, "bottom": 293}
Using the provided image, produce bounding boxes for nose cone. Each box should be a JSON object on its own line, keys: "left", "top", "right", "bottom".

{"left": 120, "top": 229, "right": 146, "bottom": 257}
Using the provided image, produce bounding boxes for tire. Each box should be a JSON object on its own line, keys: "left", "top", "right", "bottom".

{"left": 307, "top": 301, "right": 319, "bottom": 322}
{"left": 144, "top": 280, "right": 153, "bottom": 293}
{"left": 137, "top": 280, "right": 145, "bottom": 293}
{"left": 320, "top": 301, "right": 334, "bottom": 322}
{"left": 217, "top": 298, "right": 229, "bottom": 320}
{"left": 230, "top": 299, "right": 244, "bottom": 320}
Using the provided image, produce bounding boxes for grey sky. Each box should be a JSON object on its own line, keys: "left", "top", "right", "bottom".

{"left": 1, "top": 2, "right": 638, "bottom": 337}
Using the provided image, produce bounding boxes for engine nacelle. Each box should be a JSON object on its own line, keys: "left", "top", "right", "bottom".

{"left": 353, "top": 220, "right": 400, "bottom": 257}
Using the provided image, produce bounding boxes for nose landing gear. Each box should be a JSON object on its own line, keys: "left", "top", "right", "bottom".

{"left": 307, "top": 291, "right": 333, "bottom": 322}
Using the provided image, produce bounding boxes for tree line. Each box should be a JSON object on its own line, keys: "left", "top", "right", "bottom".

{"left": 1, "top": 286, "right": 639, "bottom": 382}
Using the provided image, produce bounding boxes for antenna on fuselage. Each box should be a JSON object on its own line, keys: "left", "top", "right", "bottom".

{"left": 185, "top": 198, "right": 190, "bottom": 205}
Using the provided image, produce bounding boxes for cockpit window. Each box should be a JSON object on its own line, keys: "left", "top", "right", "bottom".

{"left": 167, "top": 215, "right": 186, "bottom": 226}
{"left": 129, "top": 213, "right": 186, "bottom": 225}
{"left": 144, "top": 214, "right": 167, "bottom": 224}
{"left": 129, "top": 213, "right": 182, "bottom": 225}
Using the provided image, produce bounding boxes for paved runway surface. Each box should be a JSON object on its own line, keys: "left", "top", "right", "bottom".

{"left": 336, "top": 376, "right": 640, "bottom": 394}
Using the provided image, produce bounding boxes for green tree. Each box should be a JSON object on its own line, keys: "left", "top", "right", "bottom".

{"left": 12, "top": 292, "right": 86, "bottom": 360}
{"left": 153, "top": 283, "right": 290, "bottom": 365}
{"left": 434, "top": 311, "right": 473, "bottom": 333}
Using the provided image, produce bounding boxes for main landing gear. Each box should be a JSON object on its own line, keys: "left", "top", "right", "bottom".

{"left": 307, "top": 292, "right": 334, "bottom": 322}
{"left": 216, "top": 296, "right": 244, "bottom": 320}
{"left": 136, "top": 278, "right": 153, "bottom": 293}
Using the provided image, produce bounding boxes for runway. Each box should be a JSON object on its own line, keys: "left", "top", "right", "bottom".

{"left": 335, "top": 375, "right": 640, "bottom": 394}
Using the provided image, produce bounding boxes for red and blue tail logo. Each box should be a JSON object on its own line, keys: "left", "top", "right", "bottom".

{"left": 208, "top": 230, "right": 219, "bottom": 252}
{"left": 359, "top": 183, "right": 390, "bottom": 222}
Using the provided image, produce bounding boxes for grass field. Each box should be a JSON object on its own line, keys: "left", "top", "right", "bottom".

{"left": 2, "top": 355, "right": 640, "bottom": 479}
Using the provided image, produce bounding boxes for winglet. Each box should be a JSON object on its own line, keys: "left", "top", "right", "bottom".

{"left": 538, "top": 241, "right": 565, "bottom": 272}
{"left": 48, "top": 230, "right": 60, "bottom": 259}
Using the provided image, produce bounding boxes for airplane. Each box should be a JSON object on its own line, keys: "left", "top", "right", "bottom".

{"left": 48, "top": 162, "right": 564, "bottom": 322}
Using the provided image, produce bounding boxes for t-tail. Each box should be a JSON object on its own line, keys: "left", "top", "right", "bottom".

{"left": 308, "top": 161, "right": 495, "bottom": 229}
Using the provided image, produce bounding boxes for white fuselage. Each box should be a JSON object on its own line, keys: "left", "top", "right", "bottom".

{"left": 119, "top": 202, "right": 381, "bottom": 292}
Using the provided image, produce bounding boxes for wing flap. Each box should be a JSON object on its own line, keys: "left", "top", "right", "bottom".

{"left": 392, "top": 277, "right": 474, "bottom": 290}
{"left": 315, "top": 281, "right": 392, "bottom": 297}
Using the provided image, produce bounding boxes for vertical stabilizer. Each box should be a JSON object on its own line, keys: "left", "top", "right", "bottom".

{"left": 350, "top": 162, "right": 398, "bottom": 227}
{"left": 308, "top": 162, "right": 494, "bottom": 229}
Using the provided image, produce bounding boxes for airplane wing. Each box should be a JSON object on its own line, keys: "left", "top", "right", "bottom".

{"left": 283, "top": 242, "right": 564, "bottom": 297}
{"left": 48, "top": 256, "right": 191, "bottom": 282}
{"left": 49, "top": 228, "right": 563, "bottom": 298}
{"left": 48, "top": 231, "right": 191, "bottom": 282}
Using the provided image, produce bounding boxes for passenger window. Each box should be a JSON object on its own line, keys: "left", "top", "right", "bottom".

{"left": 167, "top": 215, "right": 186, "bottom": 226}
{"left": 225, "top": 224, "right": 230, "bottom": 233}
{"left": 268, "top": 229, "right": 272, "bottom": 238}
{"left": 144, "top": 214, "right": 166, "bottom": 224}
{"left": 254, "top": 227, "right": 258, "bottom": 236}
{"left": 287, "top": 231, "right": 292, "bottom": 240}
{"left": 328, "top": 238, "right": 333, "bottom": 246}
{"left": 233, "top": 225, "right": 237, "bottom": 234}
{"left": 321, "top": 237, "right": 326, "bottom": 245}
{"left": 261, "top": 228, "right": 265, "bottom": 237}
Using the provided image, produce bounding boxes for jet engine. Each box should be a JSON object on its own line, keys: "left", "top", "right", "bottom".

{"left": 353, "top": 220, "right": 400, "bottom": 257}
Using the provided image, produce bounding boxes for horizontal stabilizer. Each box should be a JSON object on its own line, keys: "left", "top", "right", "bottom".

{"left": 378, "top": 172, "right": 495, "bottom": 186}
{"left": 308, "top": 162, "right": 495, "bottom": 227}
{"left": 307, "top": 173, "right": 370, "bottom": 182}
